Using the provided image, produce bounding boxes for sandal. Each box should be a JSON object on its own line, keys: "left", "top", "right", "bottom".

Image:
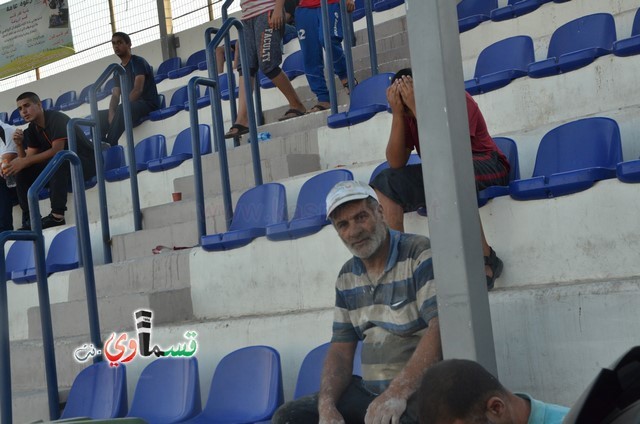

{"left": 278, "top": 108, "right": 306, "bottom": 121}
{"left": 224, "top": 123, "right": 249, "bottom": 139}
{"left": 308, "top": 104, "right": 330, "bottom": 113}
{"left": 484, "top": 247, "right": 503, "bottom": 291}
{"left": 342, "top": 78, "right": 359, "bottom": 95}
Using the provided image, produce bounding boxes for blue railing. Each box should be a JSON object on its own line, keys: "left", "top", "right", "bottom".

{"left": 0, "top": 150, "right": 102, "bottom": 423}
{"left": 88, "top": 64, "right": 142, "bottom": 240}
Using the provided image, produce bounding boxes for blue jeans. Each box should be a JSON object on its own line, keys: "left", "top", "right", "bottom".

{"left": 295, "top": 5, "right": 348, "bottom": 103}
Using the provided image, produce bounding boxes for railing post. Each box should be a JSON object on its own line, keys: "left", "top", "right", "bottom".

{"left": 364, "top": 0, "right": 378, "bottom": 74}
{"left": 340, "top": 0, "right": 357, "bottom": 93}
{"left": 0, "top": 238, "right": 12, "bottom": 424}
{"left": 321, "top": 0, "right": 339, "bottom": 115}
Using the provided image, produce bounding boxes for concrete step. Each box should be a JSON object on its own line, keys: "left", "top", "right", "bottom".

{"left": 13, "top": 388, "right": 57, "bottom": 423}
{"left": 28, "top": 287, "right": 193, "bottom": 340}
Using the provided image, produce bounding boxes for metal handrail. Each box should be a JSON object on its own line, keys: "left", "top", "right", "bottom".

{"left": 321, "top": 0, "right": 339, "bottom": 114}
{"left": 88, "top": 64, "right": 142, "bottom": 236}
{"left": 0, "top": 150, "right": 102, "bottom": 423}
{"left": 205, "top": 26, "right": 238, "bottom": 125}
{"left": 363, "top": 0, "right": 379, "bottom": 74}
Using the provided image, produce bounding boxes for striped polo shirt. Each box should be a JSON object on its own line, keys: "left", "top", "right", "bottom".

{"left": 241, "top": 0, "right": 275, "bottom": 20}
{"left": 331, "top": 230, "right": 437, "bottom": 394}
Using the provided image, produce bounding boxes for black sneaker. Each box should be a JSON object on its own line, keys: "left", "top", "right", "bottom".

{"left": 18, "top": 223, "right": 31, "bottom": 231}
{"left": 41, "top": 214, "right": 65, "bottom": 229}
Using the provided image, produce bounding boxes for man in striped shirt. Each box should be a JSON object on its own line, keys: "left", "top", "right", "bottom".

{"left": 273, "top": 181, "right": 442, "bottom": 423}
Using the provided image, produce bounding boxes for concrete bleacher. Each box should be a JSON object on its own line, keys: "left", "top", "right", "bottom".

{"left": 4, "top": 0, "right": 640, "bottom": 421}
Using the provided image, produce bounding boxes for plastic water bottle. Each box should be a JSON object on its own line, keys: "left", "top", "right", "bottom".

{"left": 1, "top": 162, "right": 15, "bottom": 188}
{"left": 257, "top": 132, "right": 271, "bottom": 142}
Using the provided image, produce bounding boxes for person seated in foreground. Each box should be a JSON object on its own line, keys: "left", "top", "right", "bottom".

{"left": 418, "top": 359, "right": 569, "bottom": 424}
{"left": 272, "top": 180, "right": 442, "bottom": 423}
{"left": 370, "top": 68, "right": 510, "bottom": 290}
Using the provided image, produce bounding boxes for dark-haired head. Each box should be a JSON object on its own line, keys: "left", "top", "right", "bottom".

{"left": 16, "top": 92, "right": 40, "bottom": 104}
{"left": 392, "top": 68, "right": 412, "bottom": 84}
{"left": 112, "top": 32, "right": 131, "bottom": 45}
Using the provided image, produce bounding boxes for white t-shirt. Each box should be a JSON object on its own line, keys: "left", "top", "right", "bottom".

{"left": 0, "top": 121, "right": 17, "bottom": 156}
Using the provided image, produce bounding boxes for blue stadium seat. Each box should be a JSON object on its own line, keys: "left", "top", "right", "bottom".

{"left": 9, "top": 109, "right": 24, "bottom": 126}
{"left": 46, "top": 226, "right": 80, "bottom": 273}
{"left": 477, "top": 137, "right": 521, "bottom": 207}
{"left": 5, "top": 241, "right": 33, "bottom": 281}
{"left": 41, "top": 98, "right": 54, "bottom": 111}
{"left": 369, "top": 153, "right": 421, "bottom": 183}
{"left": 54, "top": 90, "right": 78, "bottom": 111}
{"left": 201, "top": 183, "right": 288, "bottom": 251}
{"left": 457, "top": 0, "right": 497, "bottom": 33}
{"left": 103, "top": 146, "right": 127, "bottom": 183}
{"left": 260, "top": 50, "right": 305, "bottom": 89}
{"left": 127, "top": 357, "right": 201, "bottom": 423}
{"left": 149, "top": 86, "right": 191, "bottom": 121}
{"left": 352, "top": 0, "right": 366, "bottom": 21}
{"left": 168, "top": 50, "right": 206, "bottom": 79}
{"left": 147, "top": 124, "right": 211, "bottom": 172}
{"left": 465, "top": 36, "right": 534, "bottom": 95}
{"left": 327, "top": 72, "right": 394, "bottom": 129}
{"left": 0, "top": 112, "right": 7, "bottom": 123}
{"left": 528, "top": 13, "right": 616, "bottom": 78}
{"left": 373, "top": 0, "right": 404, "bottom": 13}
{"left": 182, "top": 346, "right": 283, "bottom": 424}
{"left": 266, "top": 169, "right": 354, "bottom": 241}
{"left": 490, "top": 0, "right": 548, "bottom": 22}
{"left": 294, "top": 342, "right": 363, "bottom": 400}
{"left": 61, "top": 84, "right": 91, "bottom": 110}
{"left": 60, "top": 362, "right": 128, "bottom": 420}
{"left": 184, "top": 86, "right": 211, "bottom": 111}
{"left": 219, "top": 72, "right": 239, "bottom": 101}
{"left": 96, "top": 79, "right": 115, "bottom": 102}
{"left": 613, "top": 8, "right": 640, "bottom": 57}
{"left": 155, "top": 57, "right": 183, "bottom": 83}
{"left": 617, "top": 158, "right": 640, "bottom": 183}
{"left": 105, "top": 136, "right": 167, "bottom": 181}
{"left": 510, "top": 117, "right": 622, "bottom": 200}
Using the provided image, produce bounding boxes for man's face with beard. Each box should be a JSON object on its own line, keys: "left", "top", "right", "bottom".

{"left": 331, "top": 199, "right": 387, "bottom": 260}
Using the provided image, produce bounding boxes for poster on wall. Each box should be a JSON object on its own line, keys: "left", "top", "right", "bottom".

{"left": 0, "top": 0, "right": 75, "bottom": 79}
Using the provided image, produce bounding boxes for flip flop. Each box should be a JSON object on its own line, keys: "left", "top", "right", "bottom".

{"left": 308, "top": 104, "right": 330, "bottom": 113}
{"left": 278, "top": 108, "right": 306, "bottom": 121}
{"left": 224, "top": 123, "right": 249, "bottom": 139}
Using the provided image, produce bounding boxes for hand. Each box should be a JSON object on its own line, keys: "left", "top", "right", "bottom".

{"left": 364, "top": 391, "right": 407, "bottom": 424}
{"left": 319, "top": 400, "right": 346, "bottom": 424}
{"left": 346, "top": 0, "right": 356, "bottom": 12}
{"left": 269, "top": 8, "right": 284, "bottom": 30}
{"left": 386, "top": 83, "right": 404, "bottom": 115}
{"left": 397, "top": 75, "right": 416, "bottom": 116}
{"left": 12, "top": 129, "right": 23, "bottom": 147}
{"left": 4, "top": 157, "right": 27, "bottom": 176}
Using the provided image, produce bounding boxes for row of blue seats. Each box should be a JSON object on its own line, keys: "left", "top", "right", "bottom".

{"left": 4, "top": 227, "right": 78, "bottom": 283}
{"left": 61, "top": 342, "right": 354, "bottom": 423}
{"left": 458, "top": 0, "right": 571, "bottom": 32}
{"left": 466, "top": 10, "right": 640, "bottom": 95}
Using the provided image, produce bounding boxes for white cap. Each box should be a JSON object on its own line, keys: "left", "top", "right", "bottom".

{"left": 326, "top": 180, "right": 379, "bottom": 217}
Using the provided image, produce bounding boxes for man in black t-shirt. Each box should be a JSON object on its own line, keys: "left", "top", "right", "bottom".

{"left": 5, "top": 92, "right": 95, "bottom": 230}
{"left": 99, "top": 32, "right": 160, "bottom": 146}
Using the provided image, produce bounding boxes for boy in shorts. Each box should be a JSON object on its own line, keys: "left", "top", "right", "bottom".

{"left": 225, "top": 0, "right": 307, "bottom": 138}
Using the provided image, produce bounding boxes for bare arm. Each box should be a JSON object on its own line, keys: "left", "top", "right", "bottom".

{"left": 129, "top": 74, "right": 145, "bottom": 103}
{"left": 386, "top": 83, "right": 411, "bottom": 168}
{"left": 364, "top": 317, "right": 442, "bottom": 424}
{"left": 108, "top": 87, "right": 121, "bottom": 124}
{"left": 318, "top": 341, "right": 358, "bottom": 423}
{"left": 12, "top": 129, "right": 26, "bottom": 158}
{"left": 6, "top": 139, "right": 66, "bottom": 175}
{"left": 270, "top": 0, "right": 285, "bottom": 29}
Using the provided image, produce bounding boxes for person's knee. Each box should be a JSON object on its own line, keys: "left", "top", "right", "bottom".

{"left": 262, "top": 65, "right": 282, "bottom": 80}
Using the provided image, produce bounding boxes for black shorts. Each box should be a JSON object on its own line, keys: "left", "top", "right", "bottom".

{"left": 238, "top": 12, "right": 284, "bottom": 78}
{"left": 370, "top": 151, "right": 509, "bottom": 212}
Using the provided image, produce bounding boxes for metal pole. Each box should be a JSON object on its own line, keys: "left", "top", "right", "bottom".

{"left": 0, "top": 239, "right": 12, "bottom": 424}
{"left": 406, "top": 0, "right": 497, "bottom": 374}
{"left": 339, "top": 0, "right": 356, "bottom": 93}
{"left": 364, "top": 0, "right": 378, "bottom": 74}
{"left": 321, "top": 0, "right": 339, "bottom": 114}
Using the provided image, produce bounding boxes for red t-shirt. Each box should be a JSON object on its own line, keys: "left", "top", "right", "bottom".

{"left": 403, "top": 92, "right": 509, "bottom": 170}
{"left": 299, "top": 0, "right": 339, "bottom": 7}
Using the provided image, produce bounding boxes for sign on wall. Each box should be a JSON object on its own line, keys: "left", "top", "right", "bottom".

{"left": 0, "top": 0, "right": 75, "bottom": 79}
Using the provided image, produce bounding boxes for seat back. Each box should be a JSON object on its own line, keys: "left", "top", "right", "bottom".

{"left": 369, "top": 154, "right": 421, "bottom": 183}
{"left": 493, "top": 137, "right": 520, "bottom": 181}
{"left": 55, "top": 91, "right": 77, "bottom": 109}
{"left": 135, "top": 135, "right": 167, "bottom": 166}
{"left": 41, "top": 98, "right": 54, "bottom": 110}
{"left": 202, "top": 346, "right": 283, "bottom": 422}
{"left": 632, "top": 8, "right": 640, "bottom": 36}
{"left": 457, "top": 0, "right": 498, "bottom": 19}
{"left": 46, "top": 227, "right": 79, "bottom": 273}
{"left": 294, "top": 342, "right": 363, "bottom": 399}
{"left": 157, "top": 57, "right": 182, "bottom": 75}
{"left": 533, "top": 117, "right": 622, "bottom": 177}
{"left": 78, "top": 84, "right": 92, "bottom": 103}
{"left": 103, "top": 146, "right": 126, "bottom": 172}
{"left": 349, "top": 73, "right": 394, "bottom": 112}
{"left": 186, "top": 49, "right": 206, "bottom": 67}
{"left": 283, "top": 50, "right": 305, "bottom": 76}
{"left": 171, "top": 124, "right": 211, "bottom": 156}
{"left": 128, "top": 357, "right": 201, "bottom": 422}
{"left": 0, "top": 112, "right": 7, "bottom": 123}
{"left": 229, "top": 183, "right": 287, "bottom": 231}
{"left": 9, "top": 109, "right": 23, "bottom": 125}
{"left": 292, "top": 169, "right": 354, "bottom": 221}
{"left": 474, "top": 36, "right": 535, "bottom": 77}
{"left": 548, "top": 13, "right": 616, "bottom": 58}
{"left": 170, "top": 86, "right": 190, "bottom": 107}
{"left": 60, "top": 362, "right": 128, "bottom": 419}
{"left": 5, "top": 241, "right": 34, "bottom": 280}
